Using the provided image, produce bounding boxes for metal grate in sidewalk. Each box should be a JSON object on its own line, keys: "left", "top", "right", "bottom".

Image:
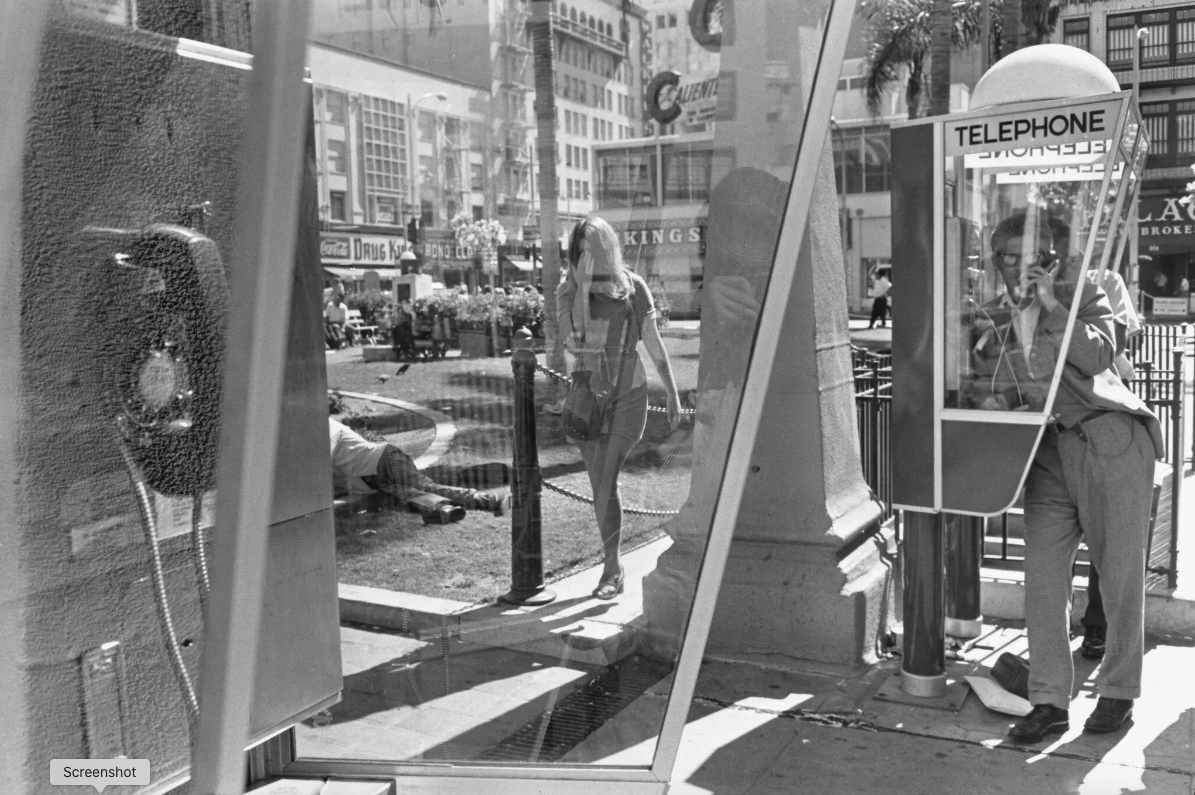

{"left": 478, "top": 654, "right": 674, "bottom": 763}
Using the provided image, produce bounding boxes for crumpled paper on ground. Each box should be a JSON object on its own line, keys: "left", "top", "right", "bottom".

{"left": 965, "top": 675, "right": 1033, "bottom": 717}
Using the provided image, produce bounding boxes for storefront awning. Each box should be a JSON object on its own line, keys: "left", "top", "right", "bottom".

{"left": 502, "top": 258, "right": 534, "bottom": 272}
{"left": 324, "top": 266, "right": 400, "bottom": 280}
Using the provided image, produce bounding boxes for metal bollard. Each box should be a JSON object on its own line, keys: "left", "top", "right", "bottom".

{"left": 901, "top": 511, "right": 946, "bottom": 697}
{"left": 499, "top": 328, "right": 556, "bottom": 606}
{"left": 944, "top": 513, "right": 984, "bottom": 639}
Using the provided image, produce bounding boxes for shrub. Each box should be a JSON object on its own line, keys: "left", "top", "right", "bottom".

{"left": 345, "top": 289, "right": 393, "bottom": 327}
{"left": 501, "top": 290, "right": 544, "bottom": 335}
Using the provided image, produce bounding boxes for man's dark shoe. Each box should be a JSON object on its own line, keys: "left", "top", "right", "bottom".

{"left": 1079, "top": 626, "right": 1106, "bottom": 659}
{"left": 1084, "top": 698, "right": 1133, "bottom": 733}
{"left": 1008, "top": 704, "right": 1069, "bottom": 743}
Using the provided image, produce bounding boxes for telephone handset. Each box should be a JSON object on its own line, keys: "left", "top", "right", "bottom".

{"left": 84, "top": 224, "right": 227, "bottom": 496}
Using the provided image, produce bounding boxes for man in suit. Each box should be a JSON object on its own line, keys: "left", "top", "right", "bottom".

{"left": 967, "top": 211, "right": 1165, "bottom": 743}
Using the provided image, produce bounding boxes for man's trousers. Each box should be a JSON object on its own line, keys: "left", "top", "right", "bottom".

{"left": 1023, "top": 411, "right": 1155, "bottom": 709}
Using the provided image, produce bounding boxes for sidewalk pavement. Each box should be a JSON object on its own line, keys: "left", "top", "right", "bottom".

{"left": 324, "top": 533, "right": 1194, "bottom": 793}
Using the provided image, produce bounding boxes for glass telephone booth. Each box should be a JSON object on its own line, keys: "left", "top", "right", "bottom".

{"left": 891, "top": 52, "right": 1148, "bottom": 517}
{"left": 0, "top": 0, "right": 859, "bottom": 793}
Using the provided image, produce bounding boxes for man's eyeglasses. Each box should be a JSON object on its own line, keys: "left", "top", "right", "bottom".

{"left": 994, "top": 250, "right": 1052, "bottom": 268}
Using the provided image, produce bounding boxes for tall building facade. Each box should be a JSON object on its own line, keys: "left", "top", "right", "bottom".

{"left": 307, "top": 43, "right": 494, "bottom": 287}
{"left": 310, "top": 0, "right": 649, "bottom": 239}
{"left": 1052, "top": 1, "right": 1195, "bottom": 319}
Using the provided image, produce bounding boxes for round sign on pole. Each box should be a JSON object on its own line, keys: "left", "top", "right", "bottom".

{"left": 646, "top": 70, "right": 683, "bottom": 125}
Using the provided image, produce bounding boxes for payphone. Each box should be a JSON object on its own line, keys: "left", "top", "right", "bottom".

{"left": 3, "top": 9, "right": 342, "bottom": 793}
{"left": 889, "top": 44, "right": 1149, "bottom": 694}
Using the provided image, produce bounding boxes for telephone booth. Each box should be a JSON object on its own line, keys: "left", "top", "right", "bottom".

{"left": 890, "top": 45, "right": 1149, "bottom": 694}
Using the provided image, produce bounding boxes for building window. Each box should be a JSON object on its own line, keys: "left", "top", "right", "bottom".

{"left": 832, "top": 125, "right": 891, "bottom": 194}
{"left": 419, "top": 154, "right": 434, "bottom": 186}
{"left": 1142, "top": 102, "right": 1170, "bottom": 160}
{"left": 566, "top": 145, "right": 573, "bottom": 167}
{"left": 582, "top": 147, "right": 588, "bottom": 170}
{"left": 473, "top": 204, "right": 484, "bottom": 221}
{"left": 374, "top": 196, "right": 399, "bottom": 225}
{"left": 1106, "top": 14, "right": 1136, "bottom": 67}
{"left": 471, "top": 162, "right": 484, "bottom": 191}
{"left": 362, "top": 95, "right": 407, "bottom": 195}
{"left": 326, "top": 139, "right": 347, "bottom": 174}
{"left": 1062, "top": 18, "right": 1089, "bottom": 52}
{"left": 1141, "top": 11, "right": 1171, "bottom": 64}
{"left": 668, "top": 13, "right": 677, "bottom": 27}
{"left": 565, "top": 110, "right": 573, "bottom": 134}
{"left": 322, "top": 89, "right": 348, "bottom": 124}
{"left": 418, "top": 110, "right": 435, "bottom": 142}
{"left": 655, "top": 14, "right": 665, "bottom": 28}
{"left": 582, "top": 180, "right": 589, "bottom": 199}
{"left": 1175, "top": 100, "right": 1195, "bottom": 155}
{"left": 1179, "top": 9, "right": 1195, "bottom": 61}
{"left": 329, "top": 190, "right": 346, "bottom": 221}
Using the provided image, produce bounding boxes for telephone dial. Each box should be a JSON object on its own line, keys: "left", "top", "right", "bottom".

{"left": 84, "top": 224, "right": 227, "bottom": 496}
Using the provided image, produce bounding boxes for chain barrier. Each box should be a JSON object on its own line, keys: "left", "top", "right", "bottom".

{"left": 529, "top": 357, "right": 690, "bottom": 517}
{"left": 541, "top": 478, "right": 681, "bottom": 517}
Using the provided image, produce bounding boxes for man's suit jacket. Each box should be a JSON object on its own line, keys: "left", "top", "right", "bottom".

{"left": 967, "top": 281, "right": 1164, "bottom": 461}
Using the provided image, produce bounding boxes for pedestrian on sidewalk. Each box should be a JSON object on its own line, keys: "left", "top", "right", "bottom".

{"left": 868, "top": 270, "right": 891, "bottom": 329}
{"left": 557, "top": 216, "right": 681, "bottom": 599}
{"left": 966, "top": 211, "right": 1165, "bottom": 744}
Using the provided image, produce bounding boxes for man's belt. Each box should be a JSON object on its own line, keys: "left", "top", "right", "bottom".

{"left": 1048, "top": 409, "right": 1110, "bottom": 436}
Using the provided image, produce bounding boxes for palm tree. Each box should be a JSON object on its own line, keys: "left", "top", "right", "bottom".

{"left": 859, "top": 0, "right": 986, "bottom": 120}
{"left": 529, "top": 0, "right": 566, "bottom": 383}
{"left": 928, "top": 0, "right": 954, "bottom": 117}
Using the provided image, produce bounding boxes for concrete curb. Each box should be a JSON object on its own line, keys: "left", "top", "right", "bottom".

{"left": 981, "top": 570, "right": 1195, "bottom": 639}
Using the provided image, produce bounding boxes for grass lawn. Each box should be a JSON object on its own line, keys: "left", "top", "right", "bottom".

{"left": 327, "top": 338, "right": 699, "bottom": 605}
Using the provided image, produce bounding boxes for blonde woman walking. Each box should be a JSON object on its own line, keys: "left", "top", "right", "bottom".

{"left": 557, "top": 217, "right": 680, "bottom": 599}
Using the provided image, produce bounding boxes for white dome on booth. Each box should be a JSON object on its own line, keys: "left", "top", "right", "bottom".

{"left": 970, "top": 44, "right": 1122, "bottom": 109}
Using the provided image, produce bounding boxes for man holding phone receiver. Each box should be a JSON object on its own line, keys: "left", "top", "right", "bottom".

{"left": 967, "top": 211, "right": 1164, "bottom": 743}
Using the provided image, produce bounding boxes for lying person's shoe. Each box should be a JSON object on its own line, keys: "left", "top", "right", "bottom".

{"left": 1079, "top": 626, "right": 1106, "bottom": 659}
{"left": 1084, "top": 697, "right": 1133, "bottom": 733}
{"left": 1008, "top": 704, "right": 1069, "bottom": 743}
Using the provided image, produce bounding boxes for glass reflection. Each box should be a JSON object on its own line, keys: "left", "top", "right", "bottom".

{"left": 300, "top": 0, "right": 834, "bottom": 768}
{"left": 944, "top": 117, "right": 1126, "bottom": 414}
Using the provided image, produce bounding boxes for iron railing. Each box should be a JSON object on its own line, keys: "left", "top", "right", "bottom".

{"left": 852, "top": 346, "right": 892, "bottom": 522}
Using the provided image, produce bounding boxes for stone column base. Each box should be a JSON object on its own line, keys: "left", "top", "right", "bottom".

{"left": 639, "top": 517, "right": 897, "bottom": 671}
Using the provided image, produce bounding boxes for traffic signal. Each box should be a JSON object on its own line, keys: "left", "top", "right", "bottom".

{"left": 406, "top": 218, "right": 419, "bottom": 245}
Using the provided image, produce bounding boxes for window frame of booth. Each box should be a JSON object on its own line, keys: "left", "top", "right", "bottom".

{"left": 278, "top": 0, "right": 858, "bottom": 791}
{"left": 890, "top": 91, "right": 1144, "bottom": 518}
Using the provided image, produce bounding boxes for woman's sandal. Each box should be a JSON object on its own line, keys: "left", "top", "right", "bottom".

{"left": 592, "top": 569, "right": 625, "bottom": 600}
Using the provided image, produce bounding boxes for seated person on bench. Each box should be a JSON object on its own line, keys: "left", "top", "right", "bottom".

{"left": 330, "top": 417, "right": 510, "bottom": 523}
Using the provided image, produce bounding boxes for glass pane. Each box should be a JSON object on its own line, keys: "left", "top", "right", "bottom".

{"left": 6, "top": 3, "right": 336, "bottom": 792}
{"left": 943, "top": 100, "right": 1126, "bottom": 414}
{"left": 301, "top": 0, "right": 834, "bottom": 768}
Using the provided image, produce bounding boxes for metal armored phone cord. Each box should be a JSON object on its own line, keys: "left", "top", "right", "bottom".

{"left": 117, "top": 440, "right": 200, "bottom": 730}
{"left": 191, "top": 493, "right": 211, "bottom": 615}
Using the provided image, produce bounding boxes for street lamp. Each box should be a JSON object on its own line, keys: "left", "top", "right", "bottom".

{"left": 407, "top": 91, "right": 450, "bottom": 238}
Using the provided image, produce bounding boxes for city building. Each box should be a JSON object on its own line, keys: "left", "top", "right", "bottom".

{"left": 308, "top": 42, "right": 492, "bottom": 289}
{"left": 310, "top": 0, "right": 649, "bottom": 241}
{"left": 1052, "top": 0, "right": 1195, "bottom": 320}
